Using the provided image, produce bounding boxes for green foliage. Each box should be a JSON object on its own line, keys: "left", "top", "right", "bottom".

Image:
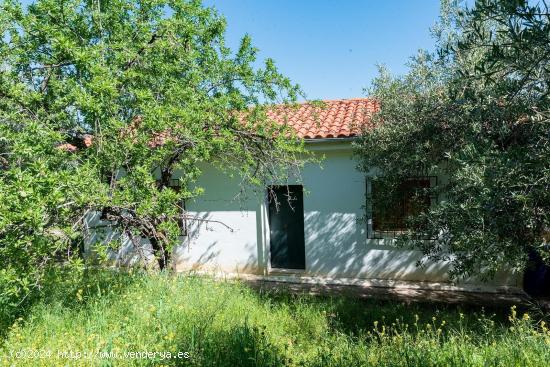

{"left": 0, "top": 0, "right": 305, "bottom": 323}
{"left": 1, "top": 271, "right": 549, "bottom": 366}
{"left": 355, "top": 0, "right": 550, "bottom": 278}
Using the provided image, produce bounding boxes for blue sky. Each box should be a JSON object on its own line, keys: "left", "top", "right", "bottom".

{"left": 19, "top": 0, "right": 442, "bottom": 101}
{"left": 204, "top": 0, "right": 441, "bottom": 101}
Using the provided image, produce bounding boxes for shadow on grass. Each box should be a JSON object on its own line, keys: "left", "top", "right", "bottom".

{"left": 249, "top": 283, "right": 515, "bottom": 337}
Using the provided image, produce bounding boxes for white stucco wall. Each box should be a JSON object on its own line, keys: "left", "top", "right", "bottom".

{"left": 175, "top": 140, "right": 519, "bottom": 288}
{"left": 173, "top": 166, "right": 266, "bottom": 275}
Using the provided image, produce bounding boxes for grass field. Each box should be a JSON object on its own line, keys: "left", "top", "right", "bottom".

{"left": 0, "top": 270, "right": 549, "bottom": 366}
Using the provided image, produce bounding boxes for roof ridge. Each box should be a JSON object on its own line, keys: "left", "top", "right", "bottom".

{"left": 319, "top": 97, "right": 373, "bottom": 102}
{"left": 290, "top": 97, "right": 373, "bottom": 105}
{"left": 265, "top": 97, "right": 375, "bottom": 109}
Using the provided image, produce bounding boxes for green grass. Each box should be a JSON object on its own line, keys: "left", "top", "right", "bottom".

{"left": 0, "top": 270, "right": 549, "bottom": 366}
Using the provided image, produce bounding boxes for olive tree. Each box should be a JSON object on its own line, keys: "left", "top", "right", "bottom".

{"left": 355, "top": 0, "right": 550, "bottom": 279}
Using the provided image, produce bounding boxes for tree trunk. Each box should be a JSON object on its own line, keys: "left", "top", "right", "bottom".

{"left": 149, "top": 236, "right": 170, "bottom": 271}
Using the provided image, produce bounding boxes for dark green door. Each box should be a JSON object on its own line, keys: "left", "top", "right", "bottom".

{"left": 268, "top": 185, "right": 305, "bottom": 270}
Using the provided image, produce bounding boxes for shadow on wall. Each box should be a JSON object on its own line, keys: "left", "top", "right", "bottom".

{"left": 84, "top": 211, "right": 156, "bottom": 266}
{"left": 297, "top": 149, "right": 516, "bottom": 286}
{"left": 298, "top": 149, "right": 456, "bottom": 283}
{"left": 84, "top": 181, "right": 265, "bottom": 274}
{"left": 173, "top": 210, "right": 264, "bottom": 275}
{"left": 86, "top": 200, "right": 518, "bottom": 287}
{"left": 302, "top": 210, "right": 518, "bottom": 286}
{"left": 303, "top": 211, "right": 450, "bottom": 282}
{"left": 172, "top": 201, "right": 511, "bottom": 285}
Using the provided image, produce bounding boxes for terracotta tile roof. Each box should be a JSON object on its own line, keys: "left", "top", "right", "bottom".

{"left": 266, "top": 98, "right": 379, "bottom": 139}
{"left": 58, "top": 98, "right": 378, "bottom": 153}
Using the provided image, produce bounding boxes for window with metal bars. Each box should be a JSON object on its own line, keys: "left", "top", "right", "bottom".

{"left": 366, "top": 176, "right": 436, "bottom": 239}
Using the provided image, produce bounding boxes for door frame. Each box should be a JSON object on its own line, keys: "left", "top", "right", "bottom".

{"left": 264, "top": 185, "right": 306, "bottom": 274}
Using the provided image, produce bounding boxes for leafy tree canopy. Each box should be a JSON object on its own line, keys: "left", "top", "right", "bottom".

{"left": 356, "top": 0, "right": 550, "bottom": 279}
{"left": 0, "top": 0, "right": 304, "bottom": 321}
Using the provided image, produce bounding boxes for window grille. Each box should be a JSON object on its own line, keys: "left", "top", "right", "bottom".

{"left": 366, "top": 176, "right": 437, "bottom": 239}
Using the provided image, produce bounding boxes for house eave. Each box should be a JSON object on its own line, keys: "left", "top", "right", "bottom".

{"left": 304, "top": 136, "right": 358, "bottom": 144}
{"left": 304, "top": 136, "right": 357, "bottom": 151}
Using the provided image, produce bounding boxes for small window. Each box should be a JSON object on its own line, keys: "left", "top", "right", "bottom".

{"left": 367, "top": 177, "right": 436, "bottom": 239}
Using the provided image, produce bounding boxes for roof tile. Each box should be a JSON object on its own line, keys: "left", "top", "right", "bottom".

{"left": 267, "top": 98, "right": 379, "bottom": 139}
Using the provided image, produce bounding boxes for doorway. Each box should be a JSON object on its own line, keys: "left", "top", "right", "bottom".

{"left": 268, "top": 185, "right": 306, "bottom": 270}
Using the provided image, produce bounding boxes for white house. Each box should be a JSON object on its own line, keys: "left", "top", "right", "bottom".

{"left": 170, "top": 98, "right": 522, "bottom": 293}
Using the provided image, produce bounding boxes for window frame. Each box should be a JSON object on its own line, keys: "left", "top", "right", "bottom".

{"left": 366, "top": 176, "right": 437, "bottom": 239}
